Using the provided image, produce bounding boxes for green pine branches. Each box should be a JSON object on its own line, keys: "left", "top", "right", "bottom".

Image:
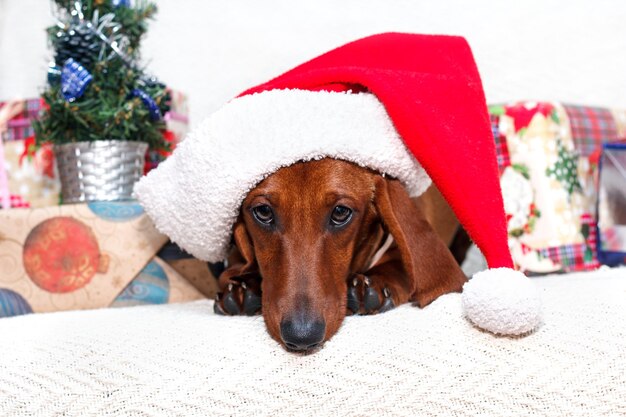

{"left": 35, "top": 0, "right": 169, "bottom": 150}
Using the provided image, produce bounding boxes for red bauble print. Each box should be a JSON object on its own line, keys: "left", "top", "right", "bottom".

{"left": 23, "top": 217, "right": 109, "bottom": 293}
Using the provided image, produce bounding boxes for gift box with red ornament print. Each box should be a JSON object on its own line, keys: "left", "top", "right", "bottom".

{"left": 0, "top": 201, "right": 206, "bottom": 317}
{"left": 489, "top": 101, "right": 626, "bottom": 274}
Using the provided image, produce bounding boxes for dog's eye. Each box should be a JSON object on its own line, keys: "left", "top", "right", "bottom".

{"left": 330, "top": 205, "right": 353, "bottom": 226}
{"left": 252, "top": 205, "right": 274, "bottom": 225}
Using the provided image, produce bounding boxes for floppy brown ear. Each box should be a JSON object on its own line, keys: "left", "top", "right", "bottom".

{"left": 219, "top": 217, "right": 258, "bottom": 283}
{"left": 374, "top": 177, "right": 467, "bottom": 307}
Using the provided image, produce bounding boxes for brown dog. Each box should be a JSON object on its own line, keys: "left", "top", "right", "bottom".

{"left": 214, "top": 158, "right": 467, "bottom": 352}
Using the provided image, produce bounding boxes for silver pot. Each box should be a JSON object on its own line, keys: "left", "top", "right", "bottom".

{"left": 54, "top": 140, "right": 148, "bottom": 203}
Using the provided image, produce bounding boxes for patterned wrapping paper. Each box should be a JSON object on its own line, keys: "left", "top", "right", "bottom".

{"left": 0, "top": 99, "right": 55, "bottom": 209}
{"left": 0, "top": 98, "right": 61, "bottom": 208}
{"left": 489, "top": 101, "right": 626, "bottom": 274}
{"left": 2, "top": 139, "right": 60, "bottom": 208}
{"left": 0, "top": 201, "right": 205, "bottom": 317}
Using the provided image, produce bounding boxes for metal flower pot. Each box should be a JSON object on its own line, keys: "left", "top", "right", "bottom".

{"left": 54, "top": 140, "right": 148, "bottom": 203}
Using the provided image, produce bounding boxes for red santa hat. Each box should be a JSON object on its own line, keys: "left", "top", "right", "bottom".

{"left": 135, "top": 33, "right": 542, "bottom": 336}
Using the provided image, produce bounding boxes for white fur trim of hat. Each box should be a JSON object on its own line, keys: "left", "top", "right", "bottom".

{"left": 134, "top": 89, "right": 431, "bottom": 263}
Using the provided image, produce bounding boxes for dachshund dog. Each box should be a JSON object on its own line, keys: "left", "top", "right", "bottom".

{"left": 214, "top": 158, "right": 467, "bottom": 352}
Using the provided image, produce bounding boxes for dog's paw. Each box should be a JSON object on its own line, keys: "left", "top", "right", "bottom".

{"left": 214, "top": 279, "right": 262, "bottom": 316}
{"left": 346, "top": 274, "right": 395, "bottom": 315}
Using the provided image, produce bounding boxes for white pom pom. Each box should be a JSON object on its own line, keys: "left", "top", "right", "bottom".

{"left": 462, "top": 268, "right": 542, "bottom": 335}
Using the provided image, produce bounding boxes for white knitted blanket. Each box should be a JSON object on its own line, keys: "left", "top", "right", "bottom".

{"left": 1, "top": 268, "right": 625, "bottom": 417}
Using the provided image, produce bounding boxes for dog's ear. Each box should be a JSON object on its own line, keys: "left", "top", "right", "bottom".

{"left": 232, "top": 219, "right": 256, "bottom": 271}
{"left": 220, "top": 217, "right": 257, "bottom": 282}
{"left": 350, "top": 216, "right": 386, "bottom": 274}
{"left": 374, "top": 177, "right": 467, "bottom": 307}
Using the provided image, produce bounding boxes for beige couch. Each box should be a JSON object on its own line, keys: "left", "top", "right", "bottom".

{"left": 1, "top": 267, "right": 624, "bottom": 416}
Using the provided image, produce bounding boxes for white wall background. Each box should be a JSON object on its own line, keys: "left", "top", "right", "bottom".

{"left": 1, "top": 0, "right": 625, "bottom": 127}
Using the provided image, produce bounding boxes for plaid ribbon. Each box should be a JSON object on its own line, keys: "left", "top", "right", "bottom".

{"left": 535, "top": 214, "right": 600, "bottom": 271}
{"left": 563, "top": 105, "right": 619, "bottom": 157}
{"left": 0, "top": 194, "right": 30, "bottom": 209}
{"left": 536, "top": 244, "right": 587, "bottom": 270}
{"left": 490, "top": 114, "right": 511, "bottom": 172}
{"left": 1, "top": 99, "right": 42, "bottom": 141}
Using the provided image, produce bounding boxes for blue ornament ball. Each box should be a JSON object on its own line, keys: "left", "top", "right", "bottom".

{"left": 130, "top": 89, "right": 162, "bottom": 121}
{"left": 61, "top": 58, "right": 93, "bottom": 102}
{"left": 0, "top": 288, "right": 33, "bottom": 318}
{"left": 112, "top": 0, "right": 131, "bottom": 7}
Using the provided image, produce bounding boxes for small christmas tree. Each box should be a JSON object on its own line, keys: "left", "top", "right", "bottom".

{"left": 34, "top": 0, "right": 170, "bottom": 151}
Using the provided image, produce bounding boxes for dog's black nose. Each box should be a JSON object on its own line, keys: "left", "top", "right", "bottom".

{"left": 280, "top": 318, "right": 326, "bottom": 351}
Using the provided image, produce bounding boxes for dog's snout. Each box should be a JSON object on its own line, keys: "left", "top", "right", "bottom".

{"left": 280, "top": 318, "right": 326, "bottom": 351}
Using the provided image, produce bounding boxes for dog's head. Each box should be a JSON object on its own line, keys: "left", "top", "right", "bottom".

{"left": 223, "top": 158, "right": 465, "bottom": 351}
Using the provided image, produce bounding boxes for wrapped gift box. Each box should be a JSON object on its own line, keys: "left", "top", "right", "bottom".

{"left": 597, "top": 143, "right": 626, "bottom": 266}
{"left": 489, "top": 102, "right": 626, "bottom": 274}
{"left": 0, "top": 201, "right": 206, "bottom": 317}
{"left": 2, "top": 138, "right": 60, "bottom": 208}
{"left": 0, "top": 99, "right": 60, "bottom": 208}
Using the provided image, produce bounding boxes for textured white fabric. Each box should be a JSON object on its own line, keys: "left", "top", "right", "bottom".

{"left": 134, "top": 89, "right": 430, "bottom": 263}
{"left": 463, "top": 267, "right": 542, "bottom": 335}
{"left": 1, "top": 268, "right": 625, "bottom": 416}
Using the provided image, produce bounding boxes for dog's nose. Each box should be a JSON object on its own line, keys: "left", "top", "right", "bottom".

{"left": 280, "top": 318, "right": 326, "bottom": 351}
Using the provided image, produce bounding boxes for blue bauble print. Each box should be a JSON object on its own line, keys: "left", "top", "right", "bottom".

{"left": 111, "top": 261, "right": 169, "bottom": 307}
{"left": 88, "top": 201, "right": 145, "bottom": 222}
{"left": 0, "top": 289, "right": 33, "bottom": 318}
